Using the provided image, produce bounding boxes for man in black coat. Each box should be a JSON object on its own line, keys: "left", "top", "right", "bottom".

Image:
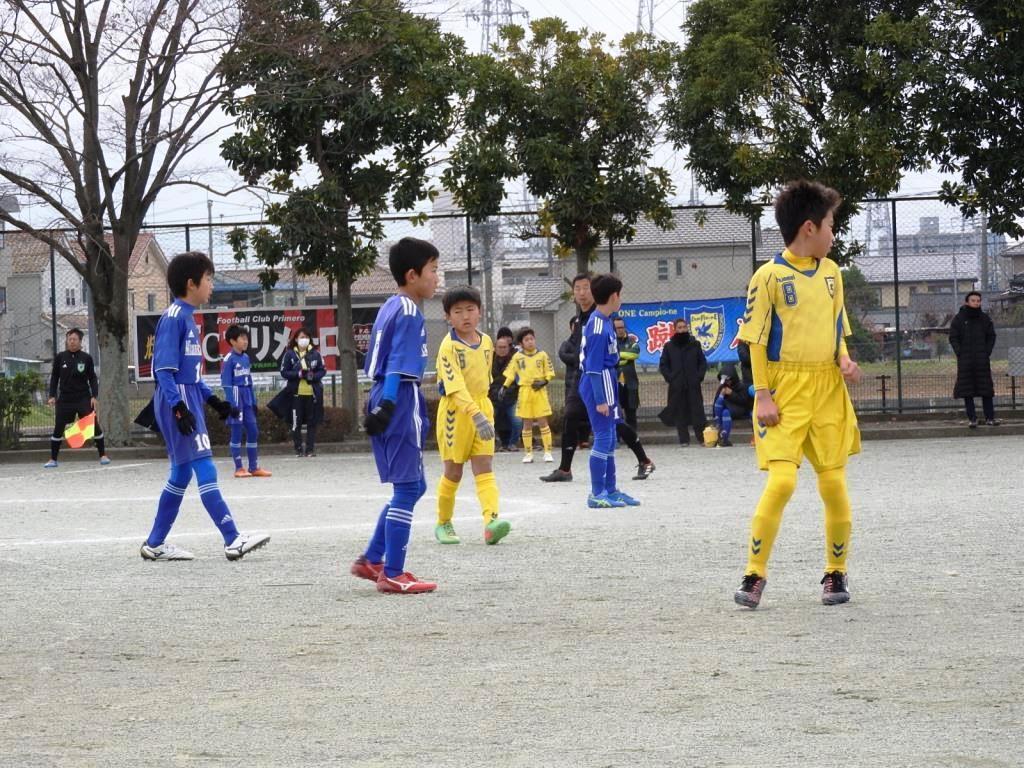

{"left": 46, "top": 328, "right": 109, "bottom": 467}
{"left": 489, "top": 327, "right": 521, "bottom": 451}
{"left": 949, "top": 291, "right": 999, "bottom": 428}
{"left": 658, "top": 318, "right": 708, "bottom": 445}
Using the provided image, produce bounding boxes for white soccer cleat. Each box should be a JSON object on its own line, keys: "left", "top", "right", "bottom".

{"left": 521, "top": 453, "right": 534, "bottom": 463}
{"left": 225, "top": 533, "right": 271, "bottom": 561}
{"left": 43, "top": 460, "right": 58, "bottom": 469}
{"left": 543, "top": 451, "right": 554, "bottom": 462}
{"left": 140, "top": 542, "right": 195, "bottom": 561}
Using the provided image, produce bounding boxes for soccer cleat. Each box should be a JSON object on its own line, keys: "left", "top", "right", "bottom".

{"left": 607, "top": 489, "right": 641, "bottom": 507}
{"left": 522, "top": 452, "right": 534, "bottom": 463}
{"left": 99, "top": 455, "right": 111, "bottom": 465}
{"left": 543, "top": 451, "right": 554, "bottom": 463}
{"left": 633, "top": 460, "right": 655, "bottom": 480}
{"left": 484, "top": 518, "right": 511, "bottom": 545}
{"left": 587, "top": 492, "right": 626, "bottom": 509}
{"left": 734, "top": 573, "right": 767, "bottom": 608}
{"left": 540, "top": 469, "right": 572, "bottom": 482}
{"left": 506, "top": 444, "right": 519, "bottom": 452}
{"left": 43, "top": 460, "right": 58, "bottom": 469}
{"left": 350, "top": 555, "right": 384, "bottom": 581}
{"left": 249, "top": 468, "right": 273, "bottom": 477}
{"left": 717, "top": 436, "right": 733, "bottom": 447}
{"left": 434, "top": 522, "right": 461, "bottom": 545}
{"left": 376, "top": 570, "right": 437, "bottom": 594}
{"left": 234, "top": 468, "right": 253, "bottom": 478}
{"left": 140, "top": 542, "right": 195, "bottom": 561}
{"left": 224, "top": 532, "right": 271, "bottom": 561}
{"left": 821, "top": 571, "right": 850, "bottom": 605}
{"left": 985, "top": 419, "right": 1000, "bottom": 426}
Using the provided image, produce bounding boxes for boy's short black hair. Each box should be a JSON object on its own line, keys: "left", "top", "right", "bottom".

{"left": 590, "top": 274, "right": 623, "bottom": 305}
{"left": 774, "top": 180, "right": 842, "bottom": 245}
{"left": 225, "top": 324, "right": 248, "bottom": 343}
{"left": 66, "top": 328, "right": 84, "bottom": 340}
{"left": 571, "top": 272, "right": 593, "bottom": 286}
{"left": 965, "top": 290, "right": 982, "bottom": 301}
{"left": 496, "top": 326, "right": 514, "bottom": 341}
{"left": 515, "top": 327, "right": 535, "bottom": 345}
{"left": 442, "top": 285, "right": 482, "bottom": 314}
{"left": 390, "top": 237, "right": 439, "bottom": 285}
{"left": 167, "top": 251, "right": 215, "bottom": 298}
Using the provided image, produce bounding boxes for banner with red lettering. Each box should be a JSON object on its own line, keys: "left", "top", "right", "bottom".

{"left": 617, "top": 298, "right": 746, "bottom": 364}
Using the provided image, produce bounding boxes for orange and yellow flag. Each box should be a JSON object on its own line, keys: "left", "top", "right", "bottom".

{"left": 64, "top": 412, "right": 96, "bottom": 449}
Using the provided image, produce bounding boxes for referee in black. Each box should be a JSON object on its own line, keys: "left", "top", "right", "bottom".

{"left": 46, "top": 328, "right": 109, "bottom": 467}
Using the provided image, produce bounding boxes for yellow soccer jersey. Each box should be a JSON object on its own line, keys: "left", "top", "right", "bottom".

{"left": 738, "top": 250, "right": 852, "bottom": 364}
{"left": 437, "top": 330, "right": 493, "bottom": 414}
{"left": 502, "top": 349, "right": 555, "bottom": 389}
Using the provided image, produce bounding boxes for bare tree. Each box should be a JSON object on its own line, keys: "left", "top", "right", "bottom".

{"left": 0, "top": 0, "right": 240, "bottom": 443}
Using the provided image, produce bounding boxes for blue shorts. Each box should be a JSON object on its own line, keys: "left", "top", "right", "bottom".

{"left": 155, "top": 384, "right": 213, "bottom": 467}
{"left": 579, "top": 378, "right": 622, "bottom": 435}
{"left": 369, "top": 381, "right": 428, "bottom": 484}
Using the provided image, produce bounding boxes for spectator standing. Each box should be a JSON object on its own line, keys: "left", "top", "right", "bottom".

{"left": 45, "top": 328, "right": 109, "bottom": 468}
{"left": 949, "top": 291, "right": 999, "bottom": 428}
{"left": 489, "top": 327, "right": 521, "bottom": 451}
{"left": 613, "top": 317, "right": 641, "bottom": 432}
{"left": 658, "top": 318, "right": 708, "bottom": 445}
{"left": 269, "top": 328, "right": 326, "bottom": 456}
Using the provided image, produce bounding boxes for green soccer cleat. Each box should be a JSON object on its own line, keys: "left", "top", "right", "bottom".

{"left": 484, "top": 518, "right": 511, "bottom": 545}
{"left": 434, "top": 522, "right": 461, "bottom": 545}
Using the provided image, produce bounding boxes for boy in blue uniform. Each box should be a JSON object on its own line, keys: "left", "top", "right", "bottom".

{"left": 350, "top": 238, "right": 440, "bottom": 594}
{"left": 221, "top": 324, "right": 271, "bottom": 478}
{"left": 579, "top": 275, "right": 640, "bottom": 509}
{"left": 140, "top": 252, "right": 271, "bottom": 561}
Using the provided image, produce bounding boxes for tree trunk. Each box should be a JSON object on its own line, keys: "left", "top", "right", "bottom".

{"left": 89, "top": 238, "right": 133, "bottom": 445}
{"left": 336, "top": 279, "right": 360, "bottom": 429}
{"left": 575, "top": 245, "right": 592, "bottom": 275}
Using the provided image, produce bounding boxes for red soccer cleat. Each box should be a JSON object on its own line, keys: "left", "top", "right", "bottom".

{"left": 350, "top": 555, "right": 383, "bottom": 582}
{"left": 376, "top": 570, "right": 437, "bottom": 594}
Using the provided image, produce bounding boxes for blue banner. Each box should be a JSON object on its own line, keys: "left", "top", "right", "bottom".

{"left": 617, "top": 298, "right": 747, "bottom": 365}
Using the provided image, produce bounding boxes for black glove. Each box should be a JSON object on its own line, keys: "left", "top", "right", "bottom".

{"left": 207, "top": 395, "right": 239, "bottom": 421}
{"left": 172, "top": 401, "right": 196, "bottom": 435}
{"left": 497, "top": 386, "right": 507, "bottom": 401}
{"left": 531, "top": 379, "right": 548, "bottom": 390}
{"left": 364, "top": 399, "right": 395, "bottom": 436}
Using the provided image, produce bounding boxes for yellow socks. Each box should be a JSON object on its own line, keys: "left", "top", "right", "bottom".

{"left": 522, "top": 428, "right": 533, "bottom": 454}
{"left": 818, "top": 468, "right": 852, "bottom": 573}
{"left": 474, "top": 472, "right": 499, "bottom": 523}
{"left": 539, "top": 425, "right": 552, "bottom": 452}
{"left": 437, "top": 475, "right": 459, "bottom": 525}
{"left": 745, "top": 461, "right": 797, "bottom": 577}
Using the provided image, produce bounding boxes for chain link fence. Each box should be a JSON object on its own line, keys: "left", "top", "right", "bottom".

{"left": 3, "top": 198, "right": 1023, "bottom": 441}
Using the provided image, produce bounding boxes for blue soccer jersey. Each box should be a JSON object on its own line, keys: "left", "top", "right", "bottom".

{"left": 365, "top": 295, "right": 428, "bottom": 382}
{"left": 221, "top": 350, "right": 256, "bottom": 409}
{"left": 579, "top": 310, "right": 621, "bottom": 409}
{"left": 152, "top": 299, "right": 213, "bottom": 465}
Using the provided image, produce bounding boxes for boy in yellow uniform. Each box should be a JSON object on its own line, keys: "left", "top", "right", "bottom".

{"left": 434, "top": 286, "right": 511, "bottom": 546}
{"left": 733, "top": 180, "right": 862, "bottom": 609}
{"left": 501, "top": 327, "right": 556, "bottom": 463}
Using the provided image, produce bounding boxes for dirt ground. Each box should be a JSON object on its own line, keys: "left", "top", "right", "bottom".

{"left": 1, "top": 436, "right": 1021, "bottom": 767}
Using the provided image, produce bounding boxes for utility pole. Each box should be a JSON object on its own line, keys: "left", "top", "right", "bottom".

{"left": 207, "top": 199, "right": 213, "bottom": 258}
{"left": 979, "top": 211, "right": 989, "bottom": 294}
{"left": 466, "top": 0, "right": 528, "bottom": 53}
{"left": 637, "top": 0, "right": 655, "bottom": 34}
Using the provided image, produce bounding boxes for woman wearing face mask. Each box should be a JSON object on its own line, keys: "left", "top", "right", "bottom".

{"left": 269, "top": 327, "right": 326, "bottom": 457}
{"left": 658, "top": 318, "right": 708, "bottom": 445}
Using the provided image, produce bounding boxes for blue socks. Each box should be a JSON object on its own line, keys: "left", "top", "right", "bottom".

{"left": 146, "top": 458, "right": 241, "bottom": 547}
{"left": 714, "top": 394, "right": 732, "bottom": 440}
{"left": 146, "top": 463, "right": 191, "bottom": 547}
{"left": 193, "top": 457, "right": 240, "bottom": 544}
{"left": 588, "top": 427, "right": 617, "bottom": 496}
{"left": 229, "top": 422, "right": 244, "bottom": 470}
{"left": 230, "top": 415, "right": 260, "bottom": 471}
{"left": 365, "top": 478, "right": 426, "bottom": 577}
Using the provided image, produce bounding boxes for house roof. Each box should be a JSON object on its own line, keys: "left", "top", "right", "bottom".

{"left": 213, "top": 264, "right": 398, "bottom": 300}
{"left": 520, "top": 277, "right": 565, "bottom": 310}
{"left": 4, "top": 230, "right": 167, "bottom": 275}
{"left": 610, "top": 207, "right": 756, "bottom": 250}
{"left": 1000, "top": 241, "right": 1024, "bottom": 258}
{"left": 855, "top": 253, "right": 978, "bottom": 283}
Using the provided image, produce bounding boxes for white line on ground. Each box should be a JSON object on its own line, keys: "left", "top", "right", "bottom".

{"left": 0, "top": 462, "right": 155, "bottom": 483}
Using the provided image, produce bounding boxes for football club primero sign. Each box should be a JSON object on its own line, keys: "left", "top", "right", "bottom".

{"left": 133, "top": 306, "right": 378, "bottom": 380}
{"left": 616, "top": 297, "right": 747, "bottom": 365}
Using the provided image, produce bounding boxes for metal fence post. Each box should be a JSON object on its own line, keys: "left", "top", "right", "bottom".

{"left": 891, "top": 199, "right": 903, "bottom": 413}
{"left": 751, "top": 217, "right": 758, "bottom": 272}
{"left": 608, "top": 235, "right": 614, "bottom": 273}
{"left": 465, "top": 214, "right": 473, "bottom": 286}
{"left": 49, "top": 240, "right": 58, "bottom": 356}
{"left": 184, "top": 223, "right": 191, "bottom": 252}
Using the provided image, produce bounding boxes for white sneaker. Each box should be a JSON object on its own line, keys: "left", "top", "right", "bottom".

{"left": 522, "top": 453, "right": 534, "bottom": 463}
{"left": 43, "top": 460, "right": 57, "bottom": 469}
{"left": 543, "top": 452, "right": 554, "bottom": 462}
{"left": 140, "top": 542, "right": 195, "bottom": 561}
{"left": 225, "top": 532, "right": 271, "bottom": 561}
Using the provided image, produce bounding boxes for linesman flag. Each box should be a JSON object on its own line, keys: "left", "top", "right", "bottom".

{"left": 63, "top": 412, "right": 96, "bottom": 449}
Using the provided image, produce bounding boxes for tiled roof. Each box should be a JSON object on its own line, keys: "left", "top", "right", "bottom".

{"left": 520, "top": 277, "right": 565, "bottom": 310}
{"left": 1000, "top": 241, "right": 1024, "bottom": 257}
{"left": 214, "top": 264, "right": 397, "bottom": 299}
{"left": 5, "top": 231, "right": 53, "bottom": 274}
{"left": 855, "top": 253, "right": 977, "bottom": 283}
{"left": 612, "top": 207, "right": 756, "bottom": 250}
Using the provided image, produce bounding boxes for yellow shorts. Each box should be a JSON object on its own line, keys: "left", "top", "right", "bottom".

{"left": 438, "top": 396, "right": 495, "bottom": 463}
{"left": 754, "top": 361, "right": 861, "bottom": 472}
{"left": 515, "top": 387, "right": 552, "bottom": 419}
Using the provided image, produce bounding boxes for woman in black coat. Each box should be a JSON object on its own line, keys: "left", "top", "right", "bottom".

{"left": 949, "top": 291, "right": 998, "bottom": 427}
{"left": 658, "top": 318, "right": 708, "bottom": 445}
{"left": 268, "top": 328, "right": 327, "bottom": 455}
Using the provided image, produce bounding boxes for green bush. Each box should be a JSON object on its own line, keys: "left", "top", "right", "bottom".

{"left": 206, "top": 404, "right": 353, "bottom": 445}
{"left": 0, "top": 372, "right": 43, "bottom": 449}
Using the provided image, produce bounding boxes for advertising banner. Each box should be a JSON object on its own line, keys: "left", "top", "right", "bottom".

{"left": 134, "top": 306, "right": 380, "bottom": 380}
{"left": 617, "top": 298, "right": 747, "bottom": 365}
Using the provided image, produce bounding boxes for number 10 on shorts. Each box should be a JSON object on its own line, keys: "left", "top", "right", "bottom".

{"left": 194, "top": 433, "right": 211, "bottom": 451}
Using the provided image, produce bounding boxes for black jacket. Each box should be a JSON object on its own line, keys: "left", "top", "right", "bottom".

{"left": 658, "top": 333, "right": 707, "bottom": 427}
{"left": 268, "top": 347, "right": 327, "bottom": 426}
{"left": 49, "top": 350, "right": 98, "bottom": 402}
{"left": 949, "top": 305, "right": 996, "bottom": 398}
{"left": 559, "top": 305, "right": 595, "bottom": 401}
